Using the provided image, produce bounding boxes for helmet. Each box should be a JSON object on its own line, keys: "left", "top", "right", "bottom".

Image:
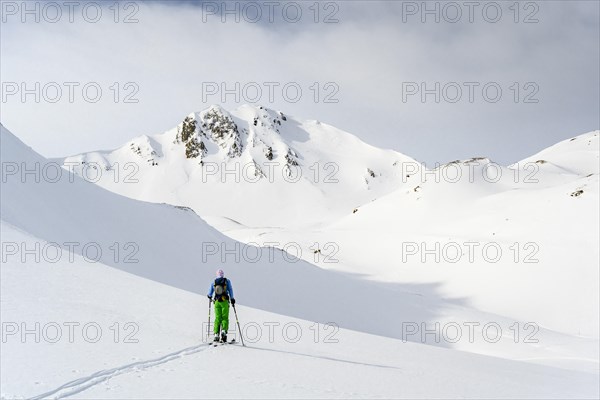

{"left": 216, "top": 268, "right": 224, "bottom": 278}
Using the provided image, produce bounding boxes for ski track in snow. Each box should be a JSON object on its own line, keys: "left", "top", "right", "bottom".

{"left": 29, "top": 343, "right": 212, "bottom": 400}
{"left": 27, "top": 341, "right": 404, "bottom": 399}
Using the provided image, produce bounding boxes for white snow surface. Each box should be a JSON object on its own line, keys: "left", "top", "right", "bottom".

{"left": 2, "top": 224, "right": 598, "bottom": 399}
{"left": 2, "top": 111, "right": 599, "bottom": 398}
{"left": 59, "top": 106, "right": 599, "bottom": 338}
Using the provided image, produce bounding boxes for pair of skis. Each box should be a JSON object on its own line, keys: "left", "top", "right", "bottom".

{"left": 213, "top": 338, "right": 237, "bottom": 347}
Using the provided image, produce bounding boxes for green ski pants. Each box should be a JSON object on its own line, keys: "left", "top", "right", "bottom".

{"left": 214, "top": 300, "right": 230, "bottom": 334}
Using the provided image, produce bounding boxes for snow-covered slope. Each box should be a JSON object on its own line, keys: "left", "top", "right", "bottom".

{"left": 316, "top": 132, "right": 600, "bottom": 337}
{"left": 514, "top": 132, "right": 599, "bottom": 177}
{"left": 55, "top": 112, "right": 599, "bottom": 355}
{"left": 60, "top": 104, "right": 416, "bottom": 228}
{"left": 2, "top": 223, "right": 598, "bottom": 400}
{"left": 2, "top": 121, "right": 599, "bottom": 398}
{"left": 208, "top": 132, "right": 600, "bottom": 366}
{"left": 0, "top": 124, "right": 449, "bottom": 340}
{"left": 6, "top": 123, "right": 556, "bottom": 356}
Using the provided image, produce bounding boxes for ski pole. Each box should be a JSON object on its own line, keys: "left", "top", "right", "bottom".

{"left": 207, "top": 298, "right": 212, "bottom": 343}
{"left": 232, "top": 303, "right": 245, "bottom": 347}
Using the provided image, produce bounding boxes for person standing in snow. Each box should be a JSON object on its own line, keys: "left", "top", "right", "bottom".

{"left": 207, "top": 268, "right": 235, "bottom": 343}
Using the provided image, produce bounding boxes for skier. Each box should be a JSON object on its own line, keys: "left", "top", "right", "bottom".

{"left": 207, "top": 268, "right": 235, "bottom": 343}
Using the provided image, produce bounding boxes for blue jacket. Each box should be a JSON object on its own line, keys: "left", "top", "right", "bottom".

{"left": 208, "top": 278, "right": 234, "bottom": 300}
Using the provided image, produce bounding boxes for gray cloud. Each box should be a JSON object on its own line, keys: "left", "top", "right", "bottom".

{"left": 1, "top": 0, "right": 598, "bottom": 164}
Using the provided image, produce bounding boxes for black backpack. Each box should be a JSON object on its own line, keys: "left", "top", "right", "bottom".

{"left": 214, "top": 277, "right": 229, "bottom": 301}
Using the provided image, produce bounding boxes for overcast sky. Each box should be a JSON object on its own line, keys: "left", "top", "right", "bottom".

{"left": 1, "top": 0, "right": 598, "bottom": 165}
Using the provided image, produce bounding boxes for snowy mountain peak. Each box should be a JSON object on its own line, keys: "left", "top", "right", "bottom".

{"left": 151, "top": 104, "right": 301, "bottom": 172}
{"left": 61, "top": 105, "right": 416, "bottom": 226}
{"left": 172, "top": 105, "right": 240, "bottom": 160}
{"left": 515, "top": 130, "right": 599, "bottom": 176}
